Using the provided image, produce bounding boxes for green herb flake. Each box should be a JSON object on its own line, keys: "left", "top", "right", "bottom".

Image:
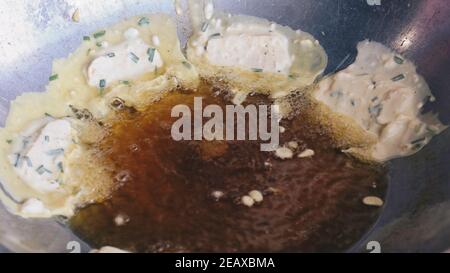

{"left": 201, "top": 22, "right": 209, "bottom": 32}
{"left": 411, "top": 137, "right": 426, "bottom": 145}
{"left": 182, "top": 61, "right": 192, "bottom": 69}
{"left": 147, "top": 48, "right": 156, "bottom": 63}
{"left": 93, "top": 30, "right": 106, "bottom": 39}
{"left": 46, "top": 148, "right": 65, "bottom": 156}
{"left": 138, "top": 17, "right": 150, "bottom": 26}
{"left": 252, "top": 68, "right": 263, "bottom": 73}
{"left": 129, "top": 52, "right": 140, "bottom": 63}
{"left": 391, "top": 74, "right": 405, "bottom": 82}
{"left": 368, "top": 103, "right": 383, "bottom": 118}
{"left": 39, "top": 166, "right": 52, "bottom": 175}
{"left": 96, "top": 41, "right": 103, "bottom": 47}
{"left": 13, "top": 153, "right": 20, "bottom": 167}
{"left": 120, "top": 80, "right": 131, "bottom": 86}
{"left": 330, "top": 90, "right": 342, "bottom": 97}
{"left": 288, "top": 74, "right": 297, "bottom": 79}
{"left": 6, "top": 139, "right": 12, "bottom": 144}
{"left": 209, "top": 33, "right": 221, "bottom": 39}
{"left": 49, "top": 74, "right": 58, "bottom": 81}
{"left": 83, "top": 36, "right": 91, "bottom": 41}
{"left": 393, "top": 56, "right": 404, "bottom": 64}
{"left": 426, "top": 126, "right": 439, "bottom": 135}
{"left": 99, "top": 79, "right": 106, "bottom": 89}
{"left": 23, "top": 156, "right": 32, "bottom": 167}
{"left": 57, "top": 162, "right": 64, "bottom": 173}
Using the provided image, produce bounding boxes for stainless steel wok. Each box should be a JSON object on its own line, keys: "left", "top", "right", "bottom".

{"left": 0, "top": 0, "right": 449, "bottom": 253}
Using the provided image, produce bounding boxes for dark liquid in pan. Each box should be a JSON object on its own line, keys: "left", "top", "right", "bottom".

{"left": 70, "top": 82, "right": 387, "bottom": 252}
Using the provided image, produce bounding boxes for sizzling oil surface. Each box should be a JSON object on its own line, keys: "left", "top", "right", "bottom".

{"left": 70, "top": 82, "right": 387, "bottom": 252}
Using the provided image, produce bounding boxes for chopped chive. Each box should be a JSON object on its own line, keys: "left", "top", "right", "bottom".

{"left": 209, "top": 33, "right": 221, "bottom": 38}
{"left": 138, "top": 17, "right": 150, "bottom": 26}
{"left": 129, "top": 52, "right": 140, "bottom": 63}
{"left": 6, "top": 139, "right": 12, "bottom": 144}
{"left": 46, "top": 148, "right": 65, "bottom": 156}
{"left": 44, "top": 135, "right": 50, "bottom": 142}
{"left": 147, "top": 48, "right": 156, "bottom": 62}
{"left": 87, "top": 48, "right": 92, "bottom": 56}
{"left": 426, "top": 126, "right": 439, "bottom": 135}
{"left": 83, "top": 36, "right": 91, "bottom": 41}
{"left": 93, "top": 30, "right": 106, "bottom": 38}
{"left": 99, "top": 79, "right": 106, "bottom": 88}
{"left": 106, "top": 52, "right": 115, "bottom": 57}
{"left": 57, "top": 162, "right": 64, "bottom": 173}
{"left": 201, "top": 21, "right": 209, "bottom": 32}
{"left": 13, "top": 153, "right": 20, "bottom": 168}
{"left": 411, "top": 137, "right": 426, "bottom": 145}
{"left": 96, "top": 41, "right": 103, "bottom": 47}
{"left": 368, "top": 103, "right": 383, "bottom": 118}
{"left": 392, "top": 74, "right": 405, "bottom": 82}
{"left": 23, "top": 156, "right": 32, "bottom": 167}
{"left": 44, "top": 112, "right": 53, "bottom": 117}
{"left": 393, "top": 56, "right": 404, "bottom": 64}
{"left": 182, "top": 61, "right": 191, "bottom": 69}
{"left": 36, "top": 165, "right": 52, "bottom": 175}
{"left": 330, "top": 90, "right": 342, "bottom": 97}
{"left": 49, "top": 74, "right": 58, "bottom": 81}
{"left": 288, "top": 74, "right": 297, "bottom": 79}
{"left": 120, "top": 80, "right": 131, "bottom": 86}
{"left": 252, "top": 68, "right": 263, "bottom": 72}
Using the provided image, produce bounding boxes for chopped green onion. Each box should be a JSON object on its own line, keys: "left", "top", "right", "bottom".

{"left": 394, "top": 56, "right": 404, "bottom": 64}
{"left": 209, "top": 33, "right": 221, "bottom": 38}
{"left": 6, "top": 139, "right": 12, "bottom": 144}
{"left": 147, "top": 48, "right": 156, "bottom": 62}
{"left": 252, "top": 68, "right": 263, "bottom": 72}
{"left": 96, "top": 41, "right": 103, "bottom": 47}
{"left": 368, "top": 103, "right": 383, "bottom": 118}
{"left": 288, "top": 74, "right": 297, "bottom": 79}
{"left": 120, "top": 80, "right": 131, "bottom": 86}
{"left": 129, "top": 52, "right": 140, "bottom": 63}
{"left": 93, "top": 30, "right": 106, "bottom": 38}
{"left": 23, "top": 156, "right": 32, "bottom": 167}
{"left": 182, "top": 61, "right": 191, "bottom": 69}
{"left": 201, "top": 22, "right": 209, "bottom": 32}
{"left": 391, "top": 74, "right": 405, "bottom": 82}
{"left": 46, "top": 148, "right": 65, "bottom": 156}
{"left": 106, "top": 52, "right": 115, "bottom": 57}
{"left": 57, "top": 162, "right": 64, "bottom": 173}
{"left": 36, "top": 165, "right": 52, "bottom": 175}
{"left": 138, "top": 17, "right": 150, "bottom": 26}
{"left": 13, "top": 153, "right": 20, "bottom": 167}
{"left": 411, "top": 137, "right": 426, "bottom": 145}
{"left": 83, "top": 36, "right": 91, "bottom": 41}
{"left": 99, "top": 79, "right": 106, "bottom": 88}
{"left": 330, "top": 90, "right": 342, "bottom": 97}
{"left": 49, "top": 74, "right": 58, "bottom": 81}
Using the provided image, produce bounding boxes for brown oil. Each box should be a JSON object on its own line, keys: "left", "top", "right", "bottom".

{"left": 70, "top": 81, "right": 387, "bottom": 252}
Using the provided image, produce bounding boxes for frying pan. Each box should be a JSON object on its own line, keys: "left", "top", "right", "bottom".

{"left": 0, "top": 0, "right": 449, "bottom": 253}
